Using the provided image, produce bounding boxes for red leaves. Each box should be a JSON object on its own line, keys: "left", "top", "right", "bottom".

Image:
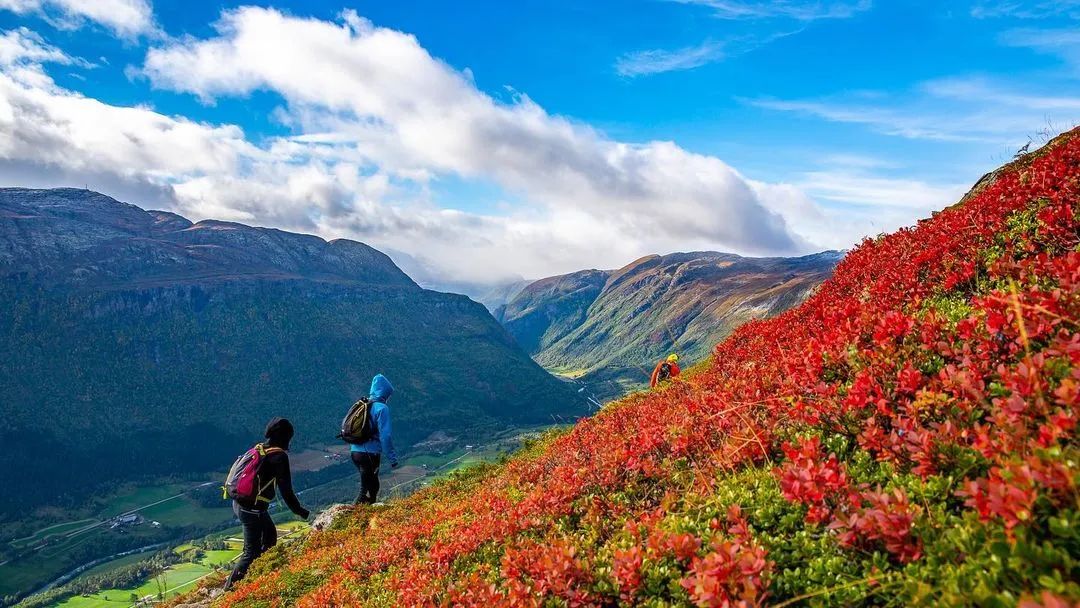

{"left": 960, "top": 462, "right": 1038, "bottom": 531}
{"left": 896, "top": 364, "right": 925, "bottom": 396}
{"left": 216, "top": 131, "right": 1080, "bottom": 606}
{"left": 776, "top": 437, "right": 853, "bottom": 524}
{"left": 842, "top": 370, "right": 885, "bottom": 416}
{"left": 777, "top": 443, "right": 923, "bottom": 563}
{"left": 959, "top": 457, "right": 1076, "bottom": 533}
{"left": 443, "top": 570, "right": 506, "bottom": 608}
{"left": 944, "top": 260, "right": 977, "bottom": 291}
{"left": 680, "top": 537, "right": 770, "bottom": 608}
{"left": 611, "top": 546, "right": 643, "bottom": 601}
{"left": 296, "top": 574, "right": 362, "bottom": 608}
{"left": 648, "top": 529, "right": 703, "bottom": 561}
{"left": 1020, "top": 591, "right": 1080, "bottom": 608}
{"left": 987, "top": 309, "right": 1009, "bottom": 334}
{"left": 874, "top": 310, "right": 915, "bottom": 344}
{"left": 501, "top": 539, "right": 594, "bottom": 606}
{"left": 830, "top": 487, "right": 922, "bottom": 563}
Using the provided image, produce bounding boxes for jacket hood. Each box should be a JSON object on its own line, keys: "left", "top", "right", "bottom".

{"left": 264, "top": 417, "right": 294, "bottom": 450}
{"left": 369, "top": 374, "right": 394, "bottom": 403}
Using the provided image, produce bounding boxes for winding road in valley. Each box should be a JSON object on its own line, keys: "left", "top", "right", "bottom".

{"left": 24, "top": 482, "right": 218, "bottom": 554}
{"left": 18, "top": 481, "right": 219, "bottom": 597}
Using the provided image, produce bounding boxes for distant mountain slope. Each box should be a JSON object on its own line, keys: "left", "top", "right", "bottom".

{"left": 0, "top": 188, "right": 584, "bottom": 514}
{"left": 480, "top": 279, "right": 533, "bottom": 318}
{"left": 499, "top": 269, "right": 609, "bottom": 354}
{"left": 501, "top": 250, "right": 842, "bottom": 395}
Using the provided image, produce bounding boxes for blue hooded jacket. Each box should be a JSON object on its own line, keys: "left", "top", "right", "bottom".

{"left": 350, "top": 374, "right": 398, "bottom": 464}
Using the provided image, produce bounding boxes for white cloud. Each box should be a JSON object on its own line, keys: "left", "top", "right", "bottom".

{"left": 971, "top": 1, "right": 1080, "bottom": 19}
{"left": 0, "top": 27, "right": 68, "bottom": 66}
{"left": 0, "top": 12, "right": 940, "bottom": 285}
{"left": 615, "top": 0, "right": 851, "bottom": 78}
{"left": 751, "top": 97, "right": 977, "bottom": 141}
{"left": 614, "top": 30, "right": 798, "bottom": 77}
{"left": 0, "top": 27, "right": 91, "bottom": 90}
{"left": 751, "top": 77, "right": 1080, "bottom": 144}
{"left": 1001, "top": 27, "right": 1080, "bottom": 51}
{"left": 747, "top": 162, "right": 967, "bottom": 251}
{"left": 796, "top": 170, "right": 966, "bottom": 210}
{"left": 616, "top": 41, "right": 725, "bottom": 77}
{"left": 925, "top": 77, "right": 1080, "bottom": 113}
{"left": 672, "top": 0, "right": 871, "bottom": 20}
{"left": 133, "top": 7, "right": 819, "bottom": 274}
{"left": 1000, "top": 27, "right": 1080, "bottom": 74}
{"left": 0, "top": 0, "right": 155, "bottom": 37}
{"left": 0, "top": 71, "right": 255, "bottom": 179}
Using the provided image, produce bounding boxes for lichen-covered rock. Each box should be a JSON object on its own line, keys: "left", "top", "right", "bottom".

{"left": 311, "top": 504, "right": 352, "bottom": 532}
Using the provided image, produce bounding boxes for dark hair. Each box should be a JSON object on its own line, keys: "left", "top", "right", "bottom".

{"left": 264, "top": 417, "right": 294, "bottom": 449}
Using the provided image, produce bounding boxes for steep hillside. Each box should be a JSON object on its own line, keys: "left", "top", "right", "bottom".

{"left": 480, "top": 279, "right": 534, "bottom": 318}
{"left": 500, "top": 269, "right": 610, "bottom": 354}
{"left": 209, "top": 128, "right": 1080, "bottom": 607}
{"left": 0, "top": 189, "right": 584, "bottom": 515}
{"left": 501, "top": 251, "right": 840, "bottom": 395}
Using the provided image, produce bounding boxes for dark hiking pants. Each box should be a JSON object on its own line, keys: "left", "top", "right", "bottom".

{"left": 351, "top": 451, "right": 382, "bottom": 505}
{"left": 225, "top": 506, "right": 276, "bottom": 589}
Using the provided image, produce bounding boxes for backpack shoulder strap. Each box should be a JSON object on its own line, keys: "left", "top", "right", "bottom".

{"left": 254, "top": 446, "right": 285, "bottom": 502}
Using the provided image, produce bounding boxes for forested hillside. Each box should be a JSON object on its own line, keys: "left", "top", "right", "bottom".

{"left": 0, "top": 189, "right": 584, "bottom": 515}
{"left": 207, "top": 129, "right": 1080, "bottom": 607}
{"left": 501, "top": 251, "right": 840, "bottom": 396}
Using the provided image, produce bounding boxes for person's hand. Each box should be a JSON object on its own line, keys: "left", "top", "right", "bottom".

{"left": 298, "top": 508, "right": 311, "bottom": 520}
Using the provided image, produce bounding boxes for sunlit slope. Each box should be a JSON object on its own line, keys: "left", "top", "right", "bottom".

{"left": 502, "top": 251, "right": 840, "bottom": 396}
{"left": 216, "top": 128, "right": 1080, "bottom": 607}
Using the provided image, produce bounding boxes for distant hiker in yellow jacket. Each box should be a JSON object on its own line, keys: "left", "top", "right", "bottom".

{"left": 650, "top": 354, "right": 681, "bottom": 387}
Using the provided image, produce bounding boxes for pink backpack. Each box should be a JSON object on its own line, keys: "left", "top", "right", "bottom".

{"left": 222, "top": 443, "right": 283, "bottom": 504}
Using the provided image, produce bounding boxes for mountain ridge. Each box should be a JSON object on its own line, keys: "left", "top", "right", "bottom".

{"left": 501, "top": 249, "right": 842, "bottom": 395}
{"left": 0, "top": 187, "right": 584, "bottom": 516}
{"left": 2, "top": 189, "right": 424, "bottom": 297}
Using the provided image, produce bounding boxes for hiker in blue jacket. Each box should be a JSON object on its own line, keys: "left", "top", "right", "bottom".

{"left": 351, "top": 374, "right": 399, "bottom": 505}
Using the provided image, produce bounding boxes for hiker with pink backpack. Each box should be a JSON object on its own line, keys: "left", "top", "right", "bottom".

{"left": 222, "top": 417, "right": 310, "bottom": 589}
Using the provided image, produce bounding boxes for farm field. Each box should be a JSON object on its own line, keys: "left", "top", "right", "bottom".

{"left": 7, "top": 521, "right": 97, "bottom": 551}
{"left": 72, "top": 551, "right": 160, "bottom": 581}
{"left": 45, "top": 524, "right": 322, "bottom": 608}
{"left": 54, "top": 562, "right": 216, "bottom": 608}
{"left": 0, "top": 482, "right": 232, "bottom": 600}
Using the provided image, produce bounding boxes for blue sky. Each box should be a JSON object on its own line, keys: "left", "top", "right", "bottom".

{"left": 0, "top": 0, "right": 1077, "bottom": 282}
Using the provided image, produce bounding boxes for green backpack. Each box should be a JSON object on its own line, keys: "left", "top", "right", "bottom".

{"left": 337, "top": 397, "right": 377, "bottom": 444}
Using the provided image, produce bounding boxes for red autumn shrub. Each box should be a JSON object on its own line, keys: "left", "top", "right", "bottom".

{"left": 203, "top": 129, "right": 1080, "bottom": 607}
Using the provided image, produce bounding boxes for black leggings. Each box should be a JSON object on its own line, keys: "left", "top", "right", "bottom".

{"left": 225, "top": 506, "right": 276, "bottom": 589}
{"left": 351, "top": 451, "right": 382, "bottom": 505}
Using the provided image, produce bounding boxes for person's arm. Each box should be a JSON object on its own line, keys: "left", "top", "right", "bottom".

{"left": 650, "top": 363, "right": 661, "bottom": 387}
{"left": 378, "top": 406, "right": 399, "bottom": 466}
{"left": 273, "top": 454, "right": 309, "bottom": 519}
